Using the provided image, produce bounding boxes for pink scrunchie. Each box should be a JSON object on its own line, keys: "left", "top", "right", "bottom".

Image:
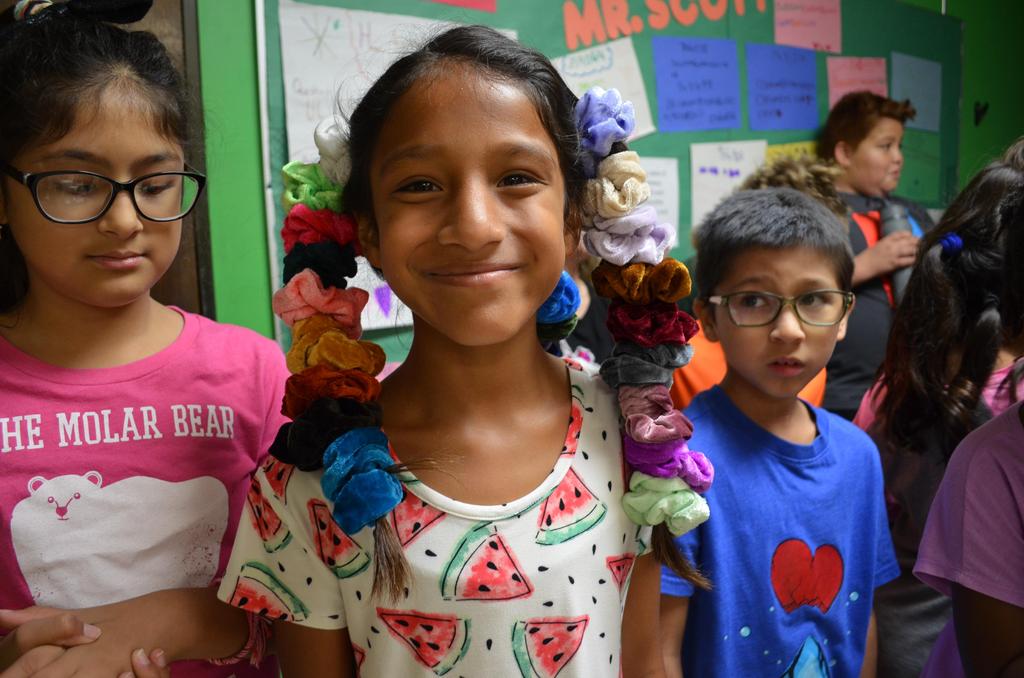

{"left": 282, "top": 203, "right": 359, "bottom": 254}
{"left": 623, "top": 436, "right": 715, "bottom": 492}
{"left": 618, "top": 384, "right": 693, "bottom": 443}
{"left": 272, "top": 268, "right": 368, "bottom": 335}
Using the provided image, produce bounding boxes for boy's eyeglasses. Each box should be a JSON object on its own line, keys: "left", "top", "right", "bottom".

{"left": 2, "top": 165, "right": 206, "bottom": 224}
{"left": 707, "top": 290, "right": 854, "bottom": 327}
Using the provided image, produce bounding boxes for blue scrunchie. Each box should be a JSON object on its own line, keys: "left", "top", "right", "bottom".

{"left": 575, "top": 87, "right": 636, "bottom": 178}
{"left": 537, "top": 271, "right": 581, "bottom": 324}
{"left": 939, "top": 232, "right": 963, "bottom": 259}
{"left": 321, "top": 426, "right": 402, "bottom": 534}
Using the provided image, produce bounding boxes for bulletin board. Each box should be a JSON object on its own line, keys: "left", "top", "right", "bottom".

{"left": 259, "top": 0, "right": 962, "bottom": 355}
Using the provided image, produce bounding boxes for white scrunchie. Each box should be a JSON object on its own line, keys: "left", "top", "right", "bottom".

{"left": 583, "top": 151, "right": 651, "bottom": 220}
{"left": 314, "top": 117, "right": 352, "bottom": 188}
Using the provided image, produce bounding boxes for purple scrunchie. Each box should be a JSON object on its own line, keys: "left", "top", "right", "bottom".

{"left": 575, "top": 87, "right": 636, "bottom": 177}
{"left": 623, "top": 436, "right": 714, "bottom": 492}
{"left": 619, "top": 384, "right": 694, "bottom": 442}
{"left": 584, "top": 205, "right": 674, "bottom": 266}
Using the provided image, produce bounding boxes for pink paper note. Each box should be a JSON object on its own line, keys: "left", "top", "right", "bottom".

{"left": 775, "top": 0, "right": 841, "bottom": 53}
{"left": 430, "top": 0, "right": 496, "bottom": 11}
{"left": 827, "top": 56, "right": 888, "bottom": 107}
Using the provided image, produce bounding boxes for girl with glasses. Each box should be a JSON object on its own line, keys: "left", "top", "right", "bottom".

{"left": 0, "top": 1, "right": 288, "bottom": 676}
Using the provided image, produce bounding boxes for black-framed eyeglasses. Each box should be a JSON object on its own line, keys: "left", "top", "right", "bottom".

{"left": 707, "top": 289, "right": 854, "bottom": 327}
{"left": 2, "top": 165, "right": 206, "bottom": 224}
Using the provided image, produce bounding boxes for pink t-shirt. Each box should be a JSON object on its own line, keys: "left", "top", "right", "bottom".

{"left": 0, "top": 310, "right": 289, "bottom": 677}
{"left": 914, "top": 402, "right": 1024, "bottom": 677}
{"left": 853, "top": 361, "right": 1020, "bottom": 431}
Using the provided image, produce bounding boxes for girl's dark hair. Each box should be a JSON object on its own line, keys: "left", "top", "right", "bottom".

{"left": 343, "top": 24, "right": 706, "bottom": 598}
{"left": 876, "top": 137, "right": 1024, "bottom": 458}
{"left": 818, "top": 91, "right": 916, "bottom": 161}
{"left": 0, "top": 2, "right": 187, "bottom": 313}
{"left": 344, "top": 24, "right": 586, "bottom": 244}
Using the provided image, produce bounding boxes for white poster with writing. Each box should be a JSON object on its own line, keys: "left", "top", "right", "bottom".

{"left": 689, "top": 140, "right": 767, "bottom": 230}
{"left": 638, "top": 156, "right": 679, "bottom": 244}
{"left": 551, "top": 37, "right": 656, "bottom": 139}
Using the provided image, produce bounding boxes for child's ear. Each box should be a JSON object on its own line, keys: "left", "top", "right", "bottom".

{"left": 356, "top": 214, "right": 381, "bottom": 269}
{"left": 835, "top": 294, "right": 855, "bottom": 342}
{"left": 694, "top": 299, "right": 719, "bottom": 343}
{"left": 833, "top": 141, "right": 854, "bottom": 169}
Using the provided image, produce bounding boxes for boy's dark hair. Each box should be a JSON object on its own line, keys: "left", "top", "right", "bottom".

{"left": 0, "top": 3, "right": 186, "bottom": 313}
{"left": 818, "top": 91, "right": 916, "bottom": 161}
{"left": 876, "top": 137, "right": 1024, "bottom": 458}
{"left": 343, "top": 24, "right": 586, "bottom": 244}
{"left": 695, "top": 188, "right": 854, "bottom": 297}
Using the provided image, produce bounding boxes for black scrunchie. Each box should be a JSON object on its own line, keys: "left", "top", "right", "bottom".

{"left": 282, "top": 241, "right": 357, "bottom": 289}
{"left": 269, "top": 397, "right": 383, "bottom": 471}
{"left": 3, "top": 0, "right": 152, "bottom": 40}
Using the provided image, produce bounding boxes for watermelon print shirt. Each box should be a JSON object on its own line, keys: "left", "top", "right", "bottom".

{"left": 218, "top": 365, "right": 652, "bottom": 677}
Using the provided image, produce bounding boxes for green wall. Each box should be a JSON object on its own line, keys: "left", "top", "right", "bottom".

{"left": 196, "top": 0, "right": 1023, "bottom": 337}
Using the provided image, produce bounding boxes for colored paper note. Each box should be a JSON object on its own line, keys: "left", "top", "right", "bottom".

{"left": 430, "top": 0, "right": 496, "bottom": 10}
{"left": 891, "top": 52, "right": 942, "bottom": 132}
{"left": 746, "top": 43, "right": 818, "bottom": 131}
{"left": 826, "top": 56, "right": 888, "bottom": 108}
{"left": 690, "top": 140, "right": 768, "bottom": 230}
{"left": 551, "top": 37, "right": 655, "bottom": 139}
{"left": 774, "top": 0, "right": 841, "bottom": 53}
{"left": 765, "top": 140, "right": 818, "bottom": 163}
{"left": 638, "top": 157, "right": 680, "bottom": 245}
{"left": 898, "top": 129, "right": 942, "bottom": 204}
{"left": 651, "top": 36, "right": 740, "bottom": 132}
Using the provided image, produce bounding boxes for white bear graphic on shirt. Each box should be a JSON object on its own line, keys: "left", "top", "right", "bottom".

{"left": 11, "top": 472, "right": 228, "bottom": 607}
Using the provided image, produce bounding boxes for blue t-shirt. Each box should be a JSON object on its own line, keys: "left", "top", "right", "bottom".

{"left": 662, "top": 387, "right": 899, "bottom": 677}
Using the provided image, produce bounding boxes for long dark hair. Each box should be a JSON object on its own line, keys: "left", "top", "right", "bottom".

{"left": 0, "top": 1, "right": 186, "bottom": 313}
{"left": 875, "top": 138, "right": 1024, "bottom": 457}
{"left": 343, "top": 24, "right": 706, "bottom": 597}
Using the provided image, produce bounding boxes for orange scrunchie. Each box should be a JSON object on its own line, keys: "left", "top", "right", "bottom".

{"left": 281, "top": 364, "right": 382, "bottom": 420}
{"left": 287, "top": 315, "right": 386, "bottom": 375}
{"left": 591, "top": 258, "right": 692, "bottom": 305}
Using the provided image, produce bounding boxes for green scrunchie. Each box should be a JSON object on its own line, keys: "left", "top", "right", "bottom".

{"left": 622, "top": 471, "right": 710, "bottom": 536}
{"left": 537, "top": 315, "right": 578, "bottom": 343}
{"left": 282, "top": 161, "right": 343, "bottom": 212}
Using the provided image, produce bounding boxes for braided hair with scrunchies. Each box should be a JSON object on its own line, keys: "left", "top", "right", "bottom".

{"left": 267, "top": 28, "right": 712, "bottom": 601}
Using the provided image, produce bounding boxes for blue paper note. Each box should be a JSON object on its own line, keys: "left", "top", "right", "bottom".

{"left": 891, "top": 52, "right": 942, "bottom": 132}
{"left": 652, "top": 36, "right": 740, "bottom": 132}
{"left": 746, "top": 43, "right": 818, "bottom": 131}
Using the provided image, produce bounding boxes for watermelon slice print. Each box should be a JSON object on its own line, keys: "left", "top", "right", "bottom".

{"left": 262, "top": 457, "right": 294, "bottom": 503}
{"left": 391, "top": 489, "right": 445, "bottom": 547}
{"left": 606, "top": 553, "right": 636, "bottom": 593}
{"left": 561, "top": 401, "right": 583, "bottom": 457}
{"left": 228, "top": 562, "right": 309, "bottom": 622}
{"left": 377, "top": 608, "right": 471, "bottom": 676}
{"left": 535, "top": 468, "right": 606, "bottom": 546}
{"left": 511, "top": 615, "right": 588, "bottom": 678}
{"left": 351, "top": 642, "right": 366, "bottom": 675}
{"left": 247, "top": 477, "right": 291, "bottom": 553}
{"left": 308, "top": 498, "right": 371, "bottom": 578}
{"left": 440, "top": 523, "right": 533, "bottom": 601}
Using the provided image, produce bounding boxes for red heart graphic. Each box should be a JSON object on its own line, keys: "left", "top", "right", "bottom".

{"left": 770, "top": 539, "right": 844, "bottom": 614}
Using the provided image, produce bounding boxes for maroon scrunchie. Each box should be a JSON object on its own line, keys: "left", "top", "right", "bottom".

{"left": 281, "top": 203, "right": 359, "bottom": 254}
{"left": 606, "top": 300, "right": 698, "bottom": 348}
{"left": 618, "top": 384, "right": 694, "bottom": 443}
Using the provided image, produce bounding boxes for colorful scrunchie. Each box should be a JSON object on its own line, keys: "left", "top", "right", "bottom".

{"left": 314, "top": 117, "right": 352, "bottom": 188}
{"left": 575, "top": 87, "right": 636, "bottom": 177}
{"left": 621, "top": 472, "right": 710, "bottom": 536}
{"left": 537, "top": 316, "right": 579, "bottom": 343}
{"left": 287, "top": 315, "right": 386, "bottom": 375}
{"left": 583, "top": 151, "right": 651, "bottom": 220}
{"left": 282, "top": 161, "right": 343, "bottom": 212}
{"left": 281, "top": 203, "right": 359, "bottom": 254}
{"left": 591, "top": 259, "right": 692, "bottom": 305}
{"left": 271, "top": 398, "right": 383, "bottom": 471}
{"left": 583, "top": 205, "right": 674, "bottom": 266}
{"left": 321, "top": 427, "right": 403, "bottom": 534}
{"left": 282, "top": 365, "right": 381, "bottom": 420}
{"left": 537, "top": 271, "right": 581, "bottom": 325}
{"left": 282, "top": 242, "right": 358, "bottom": 289}
{"left": 272, "top": 268, "right": 368, "bottom": 333}
{"left": 623, "top": 437, "right": 714, "bottom": 492}
{"left": 606, "top": 300, "right": 698, "bottom": 348}
{"left": 618, "top": 384, "right": 694, "bottom": 443}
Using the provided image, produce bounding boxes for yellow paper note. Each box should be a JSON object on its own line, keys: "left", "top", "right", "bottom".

{"left": 765, "top": 141, "right": 818, "bottom": 163}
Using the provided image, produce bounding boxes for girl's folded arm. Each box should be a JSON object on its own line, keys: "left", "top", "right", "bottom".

{"left": 621, "top": 554, "right": 667, "bottom": 678}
